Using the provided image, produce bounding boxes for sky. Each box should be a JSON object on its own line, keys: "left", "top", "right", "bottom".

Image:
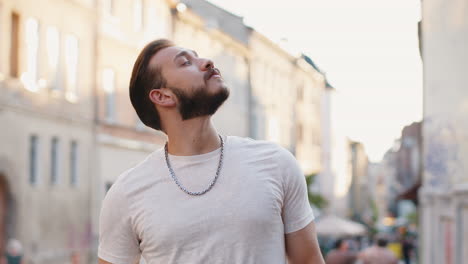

{"left": 209, "top": 0, "right": 423, "bottom": 162}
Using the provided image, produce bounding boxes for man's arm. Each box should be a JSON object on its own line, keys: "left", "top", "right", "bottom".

{"left": 98, "top": 258, "right": 112, "bottom": 264}
{"left": 285, "top": 221, "right": 325, "bottom": 264}
{"left": 98, "top": 257, "right": 141, "bottom": 264}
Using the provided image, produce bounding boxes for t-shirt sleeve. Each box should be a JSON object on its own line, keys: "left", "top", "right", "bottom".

{"left": 98, "top": 182, "right": 141, "bottom": 264}
{"left": 278, "top": 148, "right": 315, "bottom": 234}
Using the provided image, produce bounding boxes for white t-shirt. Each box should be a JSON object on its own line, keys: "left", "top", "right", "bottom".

{"left": 98, "top": 136, "right": 314, "bottom": 264}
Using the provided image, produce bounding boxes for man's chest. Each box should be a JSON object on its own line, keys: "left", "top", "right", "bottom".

{"left": 133, "top": 166, "right": 285, "bottom": 252}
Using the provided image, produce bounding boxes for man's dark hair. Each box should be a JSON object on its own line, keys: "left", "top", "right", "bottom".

{"left": 376, "top": 237, "right": 388, "bottom": 247}
{"left": 334, "top": 239, "right": 344, "bottom": 249}
{"left": 129, "top": 39, "right": 174, "bottom": 131}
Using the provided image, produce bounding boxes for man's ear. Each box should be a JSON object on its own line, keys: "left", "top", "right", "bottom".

{"left": 149, "top": 88, "right": 176, "bottom": 107}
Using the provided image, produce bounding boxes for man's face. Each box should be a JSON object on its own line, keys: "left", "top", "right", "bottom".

{"left": 341, "top": 241, "right": 349, "bottom": 251}
{"left": 150, "top": 46, "right": 229, "bottom": 120}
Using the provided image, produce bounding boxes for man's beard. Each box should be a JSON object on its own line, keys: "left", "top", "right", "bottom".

{"left": 169, "top": 84, "right": 230, "bottom": 120}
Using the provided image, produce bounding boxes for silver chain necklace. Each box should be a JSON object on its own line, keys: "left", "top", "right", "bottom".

{"left": 164, "top": 135, "right": 224, "bottom": 196}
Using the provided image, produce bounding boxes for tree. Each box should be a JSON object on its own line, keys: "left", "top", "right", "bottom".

{"left": 305, "top": 173, "right": 328, "bottom": 209}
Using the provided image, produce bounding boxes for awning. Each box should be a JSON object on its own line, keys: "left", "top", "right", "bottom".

{"left": 314, "top": 214, "right": 368, "bottom": 237}
{"left": 396, "top": 181, "right": 421, "bottom": 204}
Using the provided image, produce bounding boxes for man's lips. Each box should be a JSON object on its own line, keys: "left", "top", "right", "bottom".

{"left": 204, "top": 68, "right": 222, "bottom": 81}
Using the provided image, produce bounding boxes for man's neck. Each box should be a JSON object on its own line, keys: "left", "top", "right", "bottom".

{"left": 164, "top": 117, "right": 221, "bottom": 156}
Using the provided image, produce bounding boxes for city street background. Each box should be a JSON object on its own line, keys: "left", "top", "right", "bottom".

{"left": 0, "top": 0, "right": 466, "bottom": 263}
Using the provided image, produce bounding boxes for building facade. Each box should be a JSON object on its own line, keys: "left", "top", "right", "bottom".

{"left": 0, "top": 0, "right": 96, "bottom": 262}
{"left": 393, "top": 122, "right": 422, "bottom": 219}
{"left": 248, "top": 32, "right": 325, "bottom": 174}
{"left": 248, "top": 31, "right": 296, "bottom": 150}
{"left": 348, "top": 141, "right": 371, "bottom": 222}
{"left": 396, "top": 122, "right": 422, "bottom": 194}
{"left": 293, "top": 55, "right": 325, "bottom": 175}
{"left": 420, "top": 0, "right": 468, "bottom": 263}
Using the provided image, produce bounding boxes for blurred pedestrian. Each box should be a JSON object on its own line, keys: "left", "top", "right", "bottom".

{"left": 358, "top": 235, "right": 398, "bottom": 264}
{"left": 325, "top": 239, "right": 357, "bottom": 264}
{"left": 399, "top": 226, "right": 414, "bottom": 264}
{"left": 4, "top": 239, "right": 24, "bottom": 264}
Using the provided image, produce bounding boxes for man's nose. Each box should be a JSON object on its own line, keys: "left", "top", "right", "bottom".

{"left": 200, "top": 58, "right": 214, "bottom": 71}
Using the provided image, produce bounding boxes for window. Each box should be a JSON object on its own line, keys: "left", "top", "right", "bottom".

{"left": 22, "top": 17, "right": 39, "bottom": 91}
{"left": 70, "top": 140, "right": 78, "bottom": 186}
{"left": 102, "top": 68, "right": 116, "bottom": 122}
{"left": 65, "top": 34, "right": 78, "bottom": 100}
{"left": 50, "top": 137, "right": 59, "bottom": 185}
{"left": 297, "top": 123, "right": 304, "bottom": 142}
{"left": 10, "top": 12, "right": 20, "bottom": 78}
{"left": 29, "top": 135, "right": 39, "bottom": 185}
{"left": 103, "top": 0, "right": 115, "bottom": 16}
{"left": 297, "top": 83, "right": 304, "bottom": 102}
{"left": 46, "top": 27, "right": 60, "bottom": 90}
{"left": 133, "top": 0, "right": 143, "bottom": 31}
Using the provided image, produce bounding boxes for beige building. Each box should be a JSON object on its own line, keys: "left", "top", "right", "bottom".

{"left": 420, "top": 0, "right": 468, "bottom": 263}
{"left": 348, "top": 141, "right": 371, "bottom": 221}
{"left": 248, "top": 31, "right": 296, "bottom": 149}
{"left": 0, "top": 0, "right": 96, "bottom": 262}
{"left": 293, "top": 55, "right": 325, "bottom": 174}
{"left": 248, "top": 31, "right": 324, "bottom": 174}
{"left": 316, "top": 83, "right": 355, "bottom": 216}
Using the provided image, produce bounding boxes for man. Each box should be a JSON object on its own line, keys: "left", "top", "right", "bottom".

{"left": 324, "top": 239, "right": 357, "bottom": 264}
{"left": 358, "top": 236, "right": 398, "bottom": 264}
{"left": 98, "top": 39, "right": 324, "bottom": 264}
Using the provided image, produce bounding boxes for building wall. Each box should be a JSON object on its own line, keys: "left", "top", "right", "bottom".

{"left": 0, "top": 111, "right": 94, "bottom": 263}
{"left": 0, "top": 0, "right": 95, "bottom": 262}
{"left": 293, "top": 59, "right": 324, "bottom": 174}
{"left": 318, "top": 88, "right": 334, "bottom": 202}
{"left": 330, "top": 136, "right": 353, "bottom": 217}
{"left": 374, "top": 122, "right": 422, "bottom": 219}
{"left": 420, "top": 0, "right": 468, "bottom": 263}
{"left": 248, "top": 31, "right": 296, "bottom": 149}
{"left": 349, "top": 141, "right": 370, "bottom": 220}
{"left": 367, "top": 162, "right": 388, "bottom": 223}
{"left": 248, "top": 31, "right": 323, "bottom": 175}
{"left": 396, "top": 122, "right": 422, "bottom": 191}
{"left": 316, "top": 87, "right": 356, "bottom": 217}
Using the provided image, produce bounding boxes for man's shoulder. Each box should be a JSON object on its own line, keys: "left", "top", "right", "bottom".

{"left": 228, "top": 136, "right": 286, "bottom": 154}
{"left": 111, "top": 148, "right": 164, "bottom": 189}
{"left": 228, "top": 136, "right": 298, "bottom": 170}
